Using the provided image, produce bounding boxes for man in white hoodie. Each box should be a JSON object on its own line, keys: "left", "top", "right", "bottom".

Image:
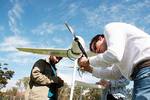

{"left": 78, "top": 22, "right": 150, "bottom": 100}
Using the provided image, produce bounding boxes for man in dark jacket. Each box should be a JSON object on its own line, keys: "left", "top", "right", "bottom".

{"left": 29, "top": 55, "right": 64, "bottom": 100}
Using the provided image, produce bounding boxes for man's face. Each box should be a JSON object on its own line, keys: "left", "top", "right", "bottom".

{"left": 91, "top": 36, "right": 107, "bottom": 53}
{"left": 49, "top": 56, "right": 62, "bottom": 64}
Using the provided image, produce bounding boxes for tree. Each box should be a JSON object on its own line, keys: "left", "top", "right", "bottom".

{"left": 16, "top": 79, "right": 22, "bottom": 90}
{"left": 0, "top": 63, "right": 14, "bottom": 89}
{"left": 21, "top": 77, "right": 30, "bottom": 90}
{"left": 6, "top": 87, "right": 18, "bottom": 96}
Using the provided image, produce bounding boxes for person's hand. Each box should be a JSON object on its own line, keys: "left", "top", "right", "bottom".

{"left": 57, "top": 77, "right": 64, "bottom": 88}
{"left": 78, "top": 56, "right": 89, "bottom": 67}
{"left": 51, "top": 76, "right": 64, "bottom": 84}
{"left": 78, "top": 56, "right": 93, "bottom": 73}
{"left": 50, "top": 76, "right": 64, "bottom": 88}
{"left": 96, "top": 79, "right": 111, "bottom": 88}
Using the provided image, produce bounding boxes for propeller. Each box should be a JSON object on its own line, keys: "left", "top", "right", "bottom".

{"left": 65, "top": 23, "right": 76, "bottom": 39}
{"left": 65, "top": 22, "right": 88, "bottom": 58}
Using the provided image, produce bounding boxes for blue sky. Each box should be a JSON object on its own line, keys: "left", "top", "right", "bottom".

{"left": 0, "top": 0, "right": 150, "bottom": 89}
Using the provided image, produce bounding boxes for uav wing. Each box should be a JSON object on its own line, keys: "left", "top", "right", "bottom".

{"left": 17, "top": 47, "right": 96, "bottom": 58}
{"left": 17, "top": 47, "right": 68, "bottom": 57}
{"left": 16, "top": 47, "right": 84, "bottom": 59}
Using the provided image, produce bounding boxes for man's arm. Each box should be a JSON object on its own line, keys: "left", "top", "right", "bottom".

{"left": 92, "top": 65, "right": 122, "bottom": 80}
{"left": 78, "top": 58, "right": 122, "bottom": 80}
{"left": 110, "top": 76, "right": 130, "bottom": 88}
{"left": 31, "top": 60, "right": 63, "bottom": 86}
{"left": 31, "top": 66, "right": 52, "bottom": 85}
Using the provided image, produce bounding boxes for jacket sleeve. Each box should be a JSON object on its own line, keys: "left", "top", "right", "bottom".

{"left": 31, "top": 59, "right": 54, "bottom": 85}
{"left": 92, "top": 64, "right": 122, "bottom": 80}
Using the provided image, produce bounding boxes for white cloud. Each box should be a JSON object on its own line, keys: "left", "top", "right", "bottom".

{"left": 52, "top": 37, "right": 64, "bottom": 44}
{"left": 32, "top": 22, "right": 65, "bottom": 35}
{"left": 0, "top": 33, "right": 49, "bottom": 65}
{"left": 83, "top": 0, "right": 150, "bottom": 28}
{"left": 8, "top": 1, "right": 23, "bottom": 35}
{"left": 0, "top": 35, "right": 46, "bottom": 64}
{"left": 68, "top": 3, "right": 78, "bottom": 16}
{"left": 0, "top": 35, "right": 31, "bottom": 52}
{"left": 3, "top": 52, "right": 44, "bottom": 64}
{"left": 60, "top": 2, "right": 81, "bottom": 20}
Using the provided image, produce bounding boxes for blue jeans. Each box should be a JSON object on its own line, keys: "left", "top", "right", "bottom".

{"left": 132, "top": 67, "right": 150, "bottom": 100}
